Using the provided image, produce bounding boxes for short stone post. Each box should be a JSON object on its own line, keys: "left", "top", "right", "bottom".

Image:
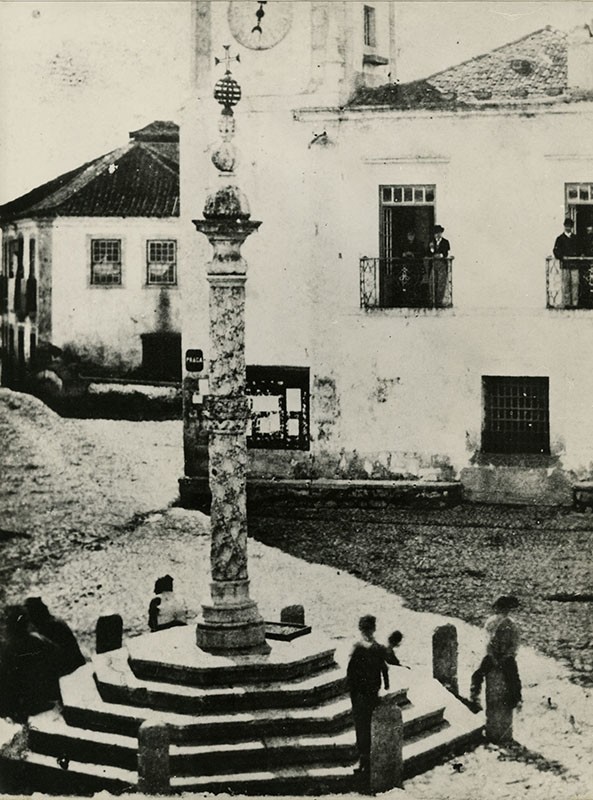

{"left": 280, "top": 605, "right": 305, "bottom": 625}
{"left": 95, "top": 614, "right": 123, "bottom": 654}
{"left": 432, "top": 624, "right": 459, "bottom": 695}
{"left": 485, "top": 666, "right": 513, "bottom": 743}
{"left": 137, "top": 721, "right": 170, "bottom": 794}
{"left": 369, "top": 694, "right": 403, "bottom": 794}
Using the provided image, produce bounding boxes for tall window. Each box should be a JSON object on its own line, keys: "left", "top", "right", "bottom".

{"left": 29, "top": 237, "right": 36, "bottom": 277}
{"left": 246, "top": 366, "right": 309, "bottom": 450}
{"left": 147, "top": 240, "right": 177, "bottom": 285}
{"left": 482, "top": 376, "right": 550, "bottom": 455}
{"left": 363, "top": 5, "right": 376, "bottom": 47}
{"left": 91, "top": 239, "right": 122, "bottom": 285}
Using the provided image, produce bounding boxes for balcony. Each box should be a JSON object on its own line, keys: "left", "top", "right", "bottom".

{"left": 546, "top": 257, "right": 593, "bottom": 309}
{"left": 360, "top": 257, "right": 453, "bottom": 310}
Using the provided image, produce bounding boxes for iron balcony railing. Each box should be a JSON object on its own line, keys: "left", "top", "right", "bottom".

{"left": 360, "top": 256, "right": 453, "bottom": 310}
{"left": 546, "top": 256, "right": 593, "bottom": 309}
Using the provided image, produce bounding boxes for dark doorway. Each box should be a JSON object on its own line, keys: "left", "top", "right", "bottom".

{"left": 140, "top": 332, "right": 181, "bottom": 381}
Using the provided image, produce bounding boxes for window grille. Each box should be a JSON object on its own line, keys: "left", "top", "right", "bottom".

{"left": 363, "top": 5, "right": 376, "bottom": 47}
{"left": 246, "top": 366, "right": 309, "bottom": 450}
{"left": 482, "top": 376, "right": 550, "bottom": 455}
{"left": 91, "top": 239, "right": 122, "bottom": 285}
{"left": 147, "top": 240, "right": 177, "bottom": 285}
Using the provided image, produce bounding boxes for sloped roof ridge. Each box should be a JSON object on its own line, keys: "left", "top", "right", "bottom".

{"left": 423, "top": 25, "right": 565, "bottom": 84}
{"left": 139, "top": 142, "right": 179, "bottom": 176}
{"left": 26, "top": 144, "right": 133, "bottom": 215}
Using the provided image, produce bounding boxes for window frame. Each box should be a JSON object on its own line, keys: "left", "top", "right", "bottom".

{"left": 90, "top": 238, "right": 123, "bottom": 287}
{"left": 146, "top": 239, "right": 177, "bottom": 286}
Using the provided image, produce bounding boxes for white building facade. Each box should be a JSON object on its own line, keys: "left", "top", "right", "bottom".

{"left": 180, "top": 3, "right": 593, "bottom": 504}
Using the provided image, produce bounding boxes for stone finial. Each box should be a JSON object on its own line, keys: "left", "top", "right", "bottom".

{"left": 138, "top": 721, "right": 170, "bottom": 794}
{"left": 95, "top": 614, "right": 123, "bottom": 654}
{"left": 485, "top": 667, "right": 514, "bottom": 743}
{"left": 370, "top": 694, "right": 403, "bottom": 793}
{"left": 432, "top": 624, "right": 459, "bottom": 695}
{"left": 281, "top": 605, "right": 305, "bottom": 625}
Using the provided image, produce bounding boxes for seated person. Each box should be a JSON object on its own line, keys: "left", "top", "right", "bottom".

{"left": 148, "top": 575, "right": 187, "bottom": 632}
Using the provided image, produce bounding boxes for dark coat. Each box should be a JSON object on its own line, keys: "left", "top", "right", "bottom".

{"left": 428, "top": 237, "right": 450, "bottom": 258}
{"left": 347, "top": 640, "right": 389, "bottom": 696}
{"left": 553, "top": 232, "right": 581, "bottom": 259}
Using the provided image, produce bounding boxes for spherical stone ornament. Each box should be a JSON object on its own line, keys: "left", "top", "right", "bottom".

{"left": 203, "top": 185, "right": 251, "bottom": 220}
{"left": 211, "top": 142, "right": 237, "bottom": 173}
{"left": 214, "top": 74, "right": 242, "bottom": 111}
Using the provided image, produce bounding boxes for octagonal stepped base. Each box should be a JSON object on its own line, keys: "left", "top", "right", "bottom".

{"left": 1, "top": 626, "right": 485, "bottom": 794}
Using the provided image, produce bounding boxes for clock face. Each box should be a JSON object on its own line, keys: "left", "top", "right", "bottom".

{"left": 227, "top": 1, "right": 293, "bottom": 51}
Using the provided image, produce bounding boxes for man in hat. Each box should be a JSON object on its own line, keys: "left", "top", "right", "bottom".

{"left": 469, "top": 595, "right": 522, "bottom": 711}
{"left": 554, "top": 218, "right": 582, "bottom": 308}
{"left": 427, "top": 224, "right": 451, "bottom": 306}
{"left": 346, "top": 614, "right": 392, "bottom": 776}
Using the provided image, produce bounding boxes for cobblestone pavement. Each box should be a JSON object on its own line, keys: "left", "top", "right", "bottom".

{"left": 250, "top": 503, "right": 593, "bottom": 689}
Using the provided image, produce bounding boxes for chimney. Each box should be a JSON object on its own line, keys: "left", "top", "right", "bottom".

{"left": 567, "top": 23, "right": 593, "bottom": 93}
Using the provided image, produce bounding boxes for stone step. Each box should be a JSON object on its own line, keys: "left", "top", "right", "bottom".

{"left": 127, "top": 626, "right": 338, "bottom": 686}
{"left": 8, "top": 750, "right": 357, "bottom": 795}
{"left": 28, "top": 710, "right": 359, "bottom": 774}
{"left": 60, "top": 665, "right": 358, "bottom": 743}
{"left": 94, "top": 649, "right": 349, "bottom": 714}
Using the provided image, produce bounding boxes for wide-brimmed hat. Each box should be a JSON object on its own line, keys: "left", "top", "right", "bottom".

{"left": 433, "top": 224, "right": 445, "bottom": 233}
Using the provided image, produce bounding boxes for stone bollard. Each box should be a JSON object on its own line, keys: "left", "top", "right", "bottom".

{"left": 95, "top": 614, "right": 123, "bottom": 654}
{"left": 280, "top": 604, "right": 305, "bottom": 625}
{"left": 369, "top": 693, "right": 403, "bottom": 794}
{"left": 432, "top": 624, "right": 459, "bottom": 695}
{"left": 485, "top": 665, "right": 513, "bottom": 743}
{"left": 138, "top": 720, "right": 170, "bottom": 794}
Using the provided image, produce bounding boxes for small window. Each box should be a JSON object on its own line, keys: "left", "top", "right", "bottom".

{"left": 29, "top": 237, "right": 36, "bottom": 277}
{"left": 363, "top": 5, "right": 376, "bottom": 48}
{"left": 147, "top": 240, "right": 177, "bottom": 285}
{"left": 482, "top": 376, "right": 550, "bottom": 455}
{"left": 91, "top": 239, "right": 122, "bottom": 285}
{"left": 246, "top": 366, "right": 309, "bottom": 450}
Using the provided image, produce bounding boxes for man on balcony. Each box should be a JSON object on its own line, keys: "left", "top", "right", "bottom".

{"left": 427, "top": 224, "right": 450, "bottom": 307}
{"left": 554, "top": 218, "right": 581, "bottom": 308}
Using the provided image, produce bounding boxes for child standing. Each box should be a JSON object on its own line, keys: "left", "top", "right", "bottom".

{"left": 346, "top": 614, "right": 391, "bottom": 775}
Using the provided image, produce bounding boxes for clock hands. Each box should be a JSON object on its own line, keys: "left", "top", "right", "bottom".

{"left": 252, "top": 1, "right": 267, "bottom": 36}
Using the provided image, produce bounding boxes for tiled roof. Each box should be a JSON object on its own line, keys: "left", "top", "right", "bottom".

{"left": 350, "top": 26, "right": 569, "bottom": 108}
{"left": 0, "top": 121, "right": 179, "bottom": 221}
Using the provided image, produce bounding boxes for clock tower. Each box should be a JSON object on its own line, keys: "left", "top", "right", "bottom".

{"left": 191, "top": 1, "right": 396, "bottom": 109}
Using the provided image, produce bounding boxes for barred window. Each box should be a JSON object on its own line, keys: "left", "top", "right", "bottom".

{"left": 147, "top": 240, "right": 176, "bottom": 285}
{"left": 91, "top": 239, "right": 121, "bottom": 285}
{"left": 246, "top": 366, "right": 309, "bottom": 450}
{"left": 482, "top": 376, "right": 550, "bottom": 455}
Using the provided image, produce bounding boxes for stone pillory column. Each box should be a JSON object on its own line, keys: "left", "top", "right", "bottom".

{"left": 193, "top": 47, "right": 268, "bottom": 653}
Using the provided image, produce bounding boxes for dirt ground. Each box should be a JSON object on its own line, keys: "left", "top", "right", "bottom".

{"left": 1, "top": 388, "right": 593, "bottom": 800}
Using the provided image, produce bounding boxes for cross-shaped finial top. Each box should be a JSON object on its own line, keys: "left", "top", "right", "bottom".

{"left": 214, "top": 44, "right": 240, "bottom": 75}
